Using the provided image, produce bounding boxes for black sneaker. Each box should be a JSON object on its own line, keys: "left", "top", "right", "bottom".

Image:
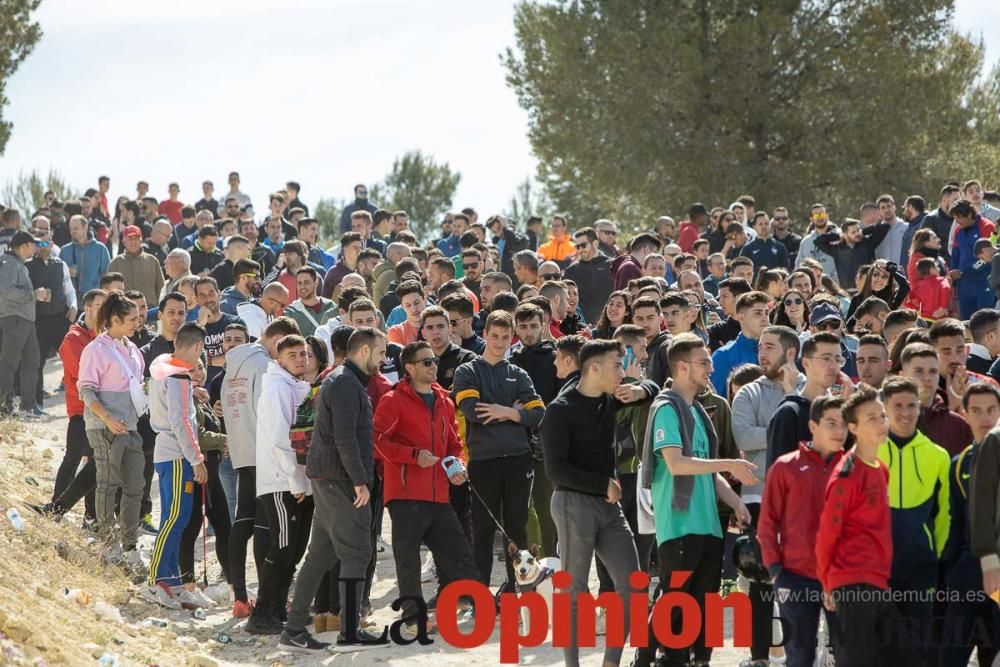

{"left": 25, "top": 502, "right": 54, "bottom": 517}
{"left": 273, "top": 605, "right": 288, "bottom": 623}
{"left": 245, "top": 611, "right": 283, "bottom": 635}
{"left": 279, "top": 629, "right": 329, "bottom": 654}
{"left": 336, "top": 628, "right": 388, "bottom": 646}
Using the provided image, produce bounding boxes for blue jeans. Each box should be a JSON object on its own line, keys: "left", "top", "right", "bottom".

{"left": 774, "top": 570, "right": 837, "bottom": 667}
{"left": 218, "top": 455, "right": 237, "bottom": 522}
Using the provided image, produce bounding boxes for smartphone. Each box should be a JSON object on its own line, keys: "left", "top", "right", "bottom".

{"left": 622, "top": 345, "right": 636, "bottom": 370}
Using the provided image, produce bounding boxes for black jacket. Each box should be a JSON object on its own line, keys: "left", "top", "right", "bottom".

{"left": 921, "top": 207, "right": 954, "bottom": 264}
{"left": 510, "top": 340, "right": 559, "bottom": 404}
{"left": 493, "top": 227, "right": 530, "bottom": 282}
{"left": 646, "top": 331, "right": 670, "bottom": 387}
{"left": 815, "top": 224, "right": 892, "bottom": 289}
{"left": 708, "top": 316, "right": 741, "bottom": 352}
{"left": 307, "top": 359, "right": 374, "bottom": 485}
{"left": 436, "top": 343, "right": 477, "bottom": 391}
{"left": 766, "top": 394, "right": 812, "bottom": 469}
{"left": 564, "top": 256, "right": 613, "bottom": 324}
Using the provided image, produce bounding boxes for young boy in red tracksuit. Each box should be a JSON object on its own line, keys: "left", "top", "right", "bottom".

{"left": 815, "top": 385, "right": 920, "bottom": 666}
{"left": 758, "top": 395, "right": 845, "bottom": 667}
{"left": 907, "top": 257, "right": 951, "bottom": 321}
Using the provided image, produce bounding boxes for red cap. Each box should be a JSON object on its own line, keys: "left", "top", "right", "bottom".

{"left": 122, "top": 225, "right": 142, "bottom": 239}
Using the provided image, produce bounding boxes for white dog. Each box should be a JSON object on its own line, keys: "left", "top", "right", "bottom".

{"left": 509, "top": 544, "right": 560, "bottom": 635}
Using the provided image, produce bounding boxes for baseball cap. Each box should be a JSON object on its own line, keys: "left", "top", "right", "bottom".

{"left": 688, "top": 203, "right": 708, "bottom": 217}
{"left": 122, "top": 225, "right": 142, "bottom": 239}
{"left": 809, "top": 302, "right": 843, "bottom": 326}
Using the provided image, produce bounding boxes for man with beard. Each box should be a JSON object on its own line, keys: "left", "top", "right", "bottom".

{"left": 930, "top": 318, "right": 999, "bottom": 415}
{"left": 26, "top": 228, "right": 76, "bottom": 411}
{"left": 143, "top": 220, "right": 172, "bottom": 268}
{"left": 899, "top": 195, "right": 928, "bottom": 268}
{"left": 921, "top": 184, "right": 961, "bottom": 264}
{"left": 770, "top": 207, "right": 801, "bottom": 266}
{"left": 815, "top": 218, "right": 891, "bottom": 291}
{"left": 338, "top": 184, "right": 378, "bottom": 235}
{"left": 460, "top": 249, "right": 484, "bottom": 302}
{"left": 564, "top": 227, "right": 613, "bottom": 324}
{"left": 220, "top": 258, "right": 261, "bottom": 316}
{"left": 109, "top": 225, "right": 165, "bottom": 305}
{"left": 239, "top": 218, "right": 276, "bottom": 276}
{"left": 794, "top": 204, "right": 840, "bottom": 285}
{"left": 731, "top": 325, "right": 804, "bottom": 666}
{"left": 283, "top": 267, "right": 336, "bottom": 337}
{"left": 856, "top": 334, "right": 890, "bottom": 389}
{"left": 510, "top": 303, "right": 559, "bottom": 557}
{"left": 194, "top": 277, "right": 245, "bottom": 386}
{"left": 238, "top": 282, "right": 289, "bottom": 340}
{"left": 767, "top": 333, "right": 849, "bottom": 467}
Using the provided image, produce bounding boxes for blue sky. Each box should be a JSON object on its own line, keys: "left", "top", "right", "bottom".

{"left": 1, "top": 0, "right": 997, "bottom": 221}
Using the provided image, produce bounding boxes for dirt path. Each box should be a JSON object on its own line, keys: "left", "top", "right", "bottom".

{"left": 0, "top": 356, "right": 749, "bottom": 666}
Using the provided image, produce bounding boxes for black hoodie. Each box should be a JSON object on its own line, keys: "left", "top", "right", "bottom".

{"left": 510, "top": 340, "right": 559, "bottom": 404}
{"left": 765, "top": 394, "right": 813, "bottom": 469}
{"left": 436, "top": 343, "right": 477, "bottom": 391}
{"left": 646, "top": 331, "right": 670, "bottom": 387}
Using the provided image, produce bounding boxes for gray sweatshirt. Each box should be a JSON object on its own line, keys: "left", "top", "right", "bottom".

{"left": 220, "top": 342, "right": 271, "bottom": 469}
{"left": 0, "top": 253, "right": 35, "bottom": 322}
{"left": 148, "top": 354, "right": 204, "bottom": 465}
{"left": 731, "top": 373, "right": 804, "bottom": 503}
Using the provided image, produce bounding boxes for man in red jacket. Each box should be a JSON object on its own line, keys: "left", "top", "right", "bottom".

{"left": 815, "top": 385, "right": 920, "bottom": 665}
{"left": 37, "top": 288, "right": 107, "bottom": 519}
{"left": 373, "top": 340, "right": 480, "bottom": 636}
{"left": 759, "top": 395, "right": 845, "bottom": 667}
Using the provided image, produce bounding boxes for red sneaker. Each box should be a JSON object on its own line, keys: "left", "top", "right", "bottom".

{"left": 232, "top": 599, "right": 254, "bottom": 619}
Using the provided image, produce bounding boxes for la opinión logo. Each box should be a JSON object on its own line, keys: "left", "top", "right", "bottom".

{"left": 337, "top": 570, "right": 752, "bottom": 662}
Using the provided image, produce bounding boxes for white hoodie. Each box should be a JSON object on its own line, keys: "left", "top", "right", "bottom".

{"left": 255, "top": 360, "right": 312, "bottom": 497}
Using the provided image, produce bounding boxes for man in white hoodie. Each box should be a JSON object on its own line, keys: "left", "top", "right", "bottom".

{"left": 245, "top": 334, "right": 314, "bottom": 637}
{"left": 143, "top": 322, "right": 208, "bottom": 610}
{"left": 221, "top": 316, "right": 301, "bottom": 618}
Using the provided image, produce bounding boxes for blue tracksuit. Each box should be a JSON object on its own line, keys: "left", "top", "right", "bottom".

{"left": 710, "top": 332, "right": 758, "bottom": 395}
{"left": 149, "top": 459, "right": 195, "bottom": 586}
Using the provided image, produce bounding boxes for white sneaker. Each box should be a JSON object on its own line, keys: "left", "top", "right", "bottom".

{"left": 420, "top": 552, "right": 436, "bottom": 583}
{"left": 141, "top": 583, "right": 182, "bottom": 610}
{"left": 174, "top": 587, "right": 214, "bottom": 609}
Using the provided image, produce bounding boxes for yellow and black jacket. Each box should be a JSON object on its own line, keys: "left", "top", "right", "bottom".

{"left": 877, "top": 430, "right": 951, "bottom": 576}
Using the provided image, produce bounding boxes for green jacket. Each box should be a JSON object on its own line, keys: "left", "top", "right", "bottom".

{"left": 877, "top": 430, "right": 951, "bottom": 574}
{"left": 283, "top": 298, "right": 337, "bottom": 336}
{"left": 196, "top": 401, "right": 226, "bottom": 453}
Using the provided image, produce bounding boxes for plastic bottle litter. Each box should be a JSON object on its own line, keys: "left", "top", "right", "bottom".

{"left": 96, "top": 652, "right": 120, "bottom": 667}
{"left": 191, "top": 608, "right": 206, "bottom": 620}
{"left": 24, "top": 475, "right": 39, "bottom": 487}
{"left": 143, "top": 618, "right": 168, "bottom": 628}
{"left": 95, "top": 601, "right": 124, "bottom": 624}
{"left": 215, "top": 632, "right": 231, "bottom": 645}
{"left": 6, "top": 507, "right": 25, "bottom": 531}
{"left": 61, "top": 587, "right": 92, "bottom": 606}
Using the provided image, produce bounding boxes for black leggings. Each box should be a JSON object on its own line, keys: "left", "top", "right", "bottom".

{"left": 180, "top": 450, "right": 233, "bottom": 584}
{"left": 257, "top": 491, "right": 314, "bottom": 615}
{"left": 51, "top": 415, "right": 96, "bottom": 520}
{"left": 228, "top": 467, "right": 269, "bottom": 602}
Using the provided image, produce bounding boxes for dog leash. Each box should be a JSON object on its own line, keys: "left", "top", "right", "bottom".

{"left": 201, "top": 482, "right": 209, "bottom": 587}
{"left": 441, "top": 456, "right": 517, "bottom": 549}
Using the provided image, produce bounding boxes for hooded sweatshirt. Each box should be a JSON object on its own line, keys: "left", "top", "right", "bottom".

{"left": 256, "top": 361, "right": 312, "bottom": 497}
{"left": 148, "top": 354, "right": 204, "bottom": 466}
{"left": 611, "top": 254, "right": 643, "bottom": 291}
{"left": 77, "top": 333, "right": 145, "bottom": 430}
{"left": 765, "top": 394, "right": 813, "bottom": 470}
{"left": 220, "top": 342, "right": 271, "bottom": 469}
{"left": 59, "top": 321, "right": 98, "bottom": 417}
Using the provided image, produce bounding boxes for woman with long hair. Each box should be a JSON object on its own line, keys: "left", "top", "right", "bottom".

{"left": 593, "top": 290, "right": 631, "bottom": 339}
{"left": 77, "top": 291, "right": 146, "bottom": 571}
{"left": 770, "top": 289, "right": 811, "bottom": 333}
{"left": 680, "top": 289, "right": 710, "bottom": 343}
{"left": 701, "top": 208, "right": 731, "bottom": 254}
{"left": 907, "top": 228, "right": 946, "bottom": 285}
{"left": 817, "top": 275, "right": 851, "bottom": 315}
{"left": 846, "top": 260, "right": 910, "bottom": 322}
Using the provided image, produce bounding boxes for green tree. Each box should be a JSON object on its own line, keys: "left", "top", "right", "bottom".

{"left": 314, "top": 196, "right": 347, "bottom": 246}
{"left": 505, "top": 176, "right": 552, "bottom": 225}
{"left": 371, "top": 151, "right": 461, "bottom": 242}
{"left": 504, "top": 0, "right": 1000, "bottom": 229}
{"left": 2, "top": 168, "right": 76, "bottom": 219}
{"left": 0, "top": 1, "right": 43, "bottom": 156}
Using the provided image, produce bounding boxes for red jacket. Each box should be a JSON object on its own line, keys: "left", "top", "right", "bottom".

{"left": 815, "top": 451, "right": 892, "bottom": 592}
{"left": 759, "top": 443, "right": 844, "bottom": 581}
{"left": 906, "top": 275, "right": 951, "bottom": 320}
{"left": 58, "top": 322, "right": 97, "bottom": 417}
{"left": 677, "top": 221, "right": 701, "bottom": 253}
{"left": 919, "top": 392, "right": 973, "bottom": 457}
{"left": 373, "top": 378, "right": 464, "bottom": 505}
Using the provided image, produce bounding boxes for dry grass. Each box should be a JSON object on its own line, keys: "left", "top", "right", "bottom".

{"left": 0, "top": 416, "right": 220, "bottom": 666}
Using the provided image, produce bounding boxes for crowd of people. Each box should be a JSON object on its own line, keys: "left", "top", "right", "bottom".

{"left": 4, "top": 174, "right": 1000, "bottom": 665}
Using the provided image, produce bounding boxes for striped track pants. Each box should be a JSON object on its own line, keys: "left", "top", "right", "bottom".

{"left": 148, "top": 459, "right": 195, "bottom": 587}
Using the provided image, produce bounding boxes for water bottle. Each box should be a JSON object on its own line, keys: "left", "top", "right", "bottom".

{"left": 6, "top": 507, "right": 25, "bottom": 531}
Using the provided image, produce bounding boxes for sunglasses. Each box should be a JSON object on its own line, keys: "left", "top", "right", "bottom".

{"left": 462, "top": 263, "right": 480, "bottom": 270}
{"left": 783, "top": 297, "right": 803, "bottom": 306}
{"left": 449, "top": 316, "right": 469, "bottom": 327}
{"left": 34, "top": 240, "right": 50, "bottom": 248}
{"left": 540, "top": 273, "right": 560, "bottom": 281}
{"left": 573, "top": 243, "right": 588, "bottom": 250}
{"left": 816, "top": 320, "right": 841, "bottom": 331}
{"left": 414, "top": 357, "right": 439, "bottom": 367}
